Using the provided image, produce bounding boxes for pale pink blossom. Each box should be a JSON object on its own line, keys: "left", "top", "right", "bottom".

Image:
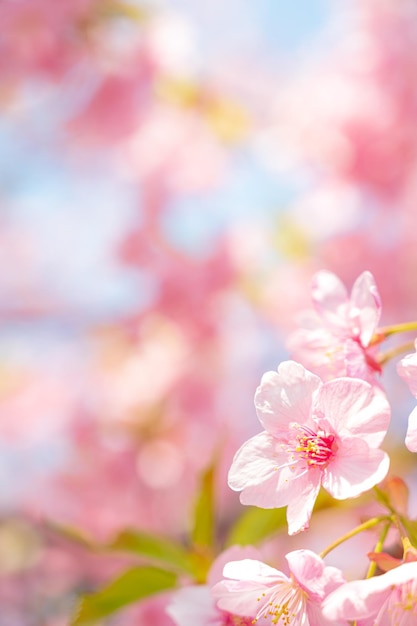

{"left": 322, "top": 561, "right": 417, "bottom": 625}
{"left": 397, "top": 341, "right": 417, "bottom": 452}
{"left": 0, "top": 0, "right": 98, "bottom": 82}
{"left": 287, "top": 270, "right": 382, "bottom": 382}
{"left": 228, "top": 360, "right": 390, "bottom": 535}
{"left": 212, "top": 549, "right": 348, "bottom": 626}
{"left": 266, "top": 0, "right": 417, "bottom": 201}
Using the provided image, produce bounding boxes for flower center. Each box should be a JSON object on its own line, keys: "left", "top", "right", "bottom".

{"left": 253, "top": 581, "right": 307, "bottom": 626}
{"left": 294, "top": 425, "right": 335, "bottom": 468}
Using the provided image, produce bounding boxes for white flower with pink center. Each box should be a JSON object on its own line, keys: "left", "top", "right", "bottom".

{"left": 287, "top": 270, "right": 382, "bottom": 382}
{"left": 212, "top": 550, "right": 348, "bottom": 626}
{"left": 228, "top": 360, "right": 390, "bottom": 535}
{"left": 322, "top": 561, "right": 417, "bottom": 625}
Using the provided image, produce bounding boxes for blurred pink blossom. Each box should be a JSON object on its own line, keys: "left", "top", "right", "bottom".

{"left": 267, "top": 0, "right": 417, "bottom": 200}
{"left": 0, "top": 0, "right": 99, "bottom": 83}
{"left": 287, "top": 270, "right": 382, "bottom": 382}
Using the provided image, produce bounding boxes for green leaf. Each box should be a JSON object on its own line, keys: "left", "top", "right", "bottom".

{"left": 402, "top": 518, "right": 417, "bottom": 547}
{"left": 191, "top": 463, "right": 215, "bottom": 549}
{"left": 108, "top": 529, "right": 195, "bottom": 575}
{"left": 46, "top": 521, "right": 99, "bottom": 550}
{"left": 71, "top": 565, "right": 177, "bottom": 625}
{"left": 225, "top": 506, "right": 287, "bottom": 547}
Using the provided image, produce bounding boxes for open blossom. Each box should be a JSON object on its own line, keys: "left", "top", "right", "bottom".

{"left": 322, "top": 561, "right": 417, "bottom": 625}
{"left": 287, "top": 270, "right": 382, "bottom": 382}
{"left": 228, "top": 360, "right": 390, "bottom": 535}
{"left": 397, "top": 340, "right": 417, "bottom": 453}
{"left": 211, "top": 549, "right": 348, "bottom": 626}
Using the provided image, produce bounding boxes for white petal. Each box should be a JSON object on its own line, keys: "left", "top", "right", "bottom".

{"left": 316, "top": 378, "right": 390, "bottom": 448}
{"left": 405, "top": 405, "right": 417, "bottom": 453}
{"left": 322, "top": 439, "right": 389, "bottom": 499}
{"left": 255, "top": 361, "right": 321, "bottom": 433}
{"left": 228, "top": 431, "right": 280, "bottom": 491}
{"left": 350, "top": 271, "right": 381, "bottom": 346}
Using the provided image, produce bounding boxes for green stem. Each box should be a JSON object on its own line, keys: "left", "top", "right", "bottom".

{"left": 366, "top": 521, "right": 391, "bottom": 579}
{"left": 378, "top": 340, "right": 416, "bottom": 366}
{"left": 319, "top": 516, "right": 390, "bottom": 559}
{"left": 377, "top": 320, "right": 417, "bottom": 338}
{"left": 391, "top": 514, "right": 409, "bottom": 543}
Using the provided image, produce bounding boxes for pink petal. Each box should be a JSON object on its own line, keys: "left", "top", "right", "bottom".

{"left": 285, "top": 551, "right": 345, "bottom": 608}
{"left": 405, "top": 405, "right": 417, "bottom": 453}
{"left": 208, "top": 547, "right": 263, "bottom": 587}
{"left": 316, "top": 378, "right": 390, "bottom": 448}
{"left": 286, "top": 468, "right": 321, "bottom": 535}
{"left": 211, "top": 580, "right": 263, "bottom": 619}
{"left": 166, "top": 586, "right": 215, "bottom": 626}
{"left": 307, "top": 602, "right": 346, "bottom": 626}
{"left": 321, "top": 566, "right": 348, "bottom": 595}
{"left": 311, "top": 270, "right": 349, "bottom": 327}
{"left": 322, "top": 438, "right": 389, "bottom": 499}
{"left": 397, "top": 343, "right": 417, "bottom": 397}
{"left": 223, "top": 559, "right": 284, "bottom": 583}
{"left": 350, "top": 271, "right": 381, "bottom": 346}
{"left": 255, "top": 361, "right": 321, "bottom": 433}
{"left": 227, "top": 431, "right": 281, "bottom": 492}
{"left": 323, "top": 582, "right": 390, "bottom": 621}
{"left": 212, "top": 563, "right": 283, "bottom": 619}
{"left": 344, "top": 339, "right": 381, "bottom": 381}
{"left": 287, "top": 327, "right": 347, "bottom": 380}
{"left": 322, "top": 562, "right": 417, "bottom": 621}
{"left": 239, "top": 461, "right": 302, "bottom": 509}
{"left": 286, "top": 550, "right": 326, "bottom": 599}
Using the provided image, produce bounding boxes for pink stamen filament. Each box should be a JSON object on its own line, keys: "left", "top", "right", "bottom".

{"left": 253, "top": 582, "right": 307, "bottom": 626}
{"left": 293, "top": 425, "right": 335, "bottom": 468}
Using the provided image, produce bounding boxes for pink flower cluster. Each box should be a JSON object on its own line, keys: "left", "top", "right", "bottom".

{"left": 225, "top": 270, "right": 394, "bottom": 537}
{"left": 168, "top": 546, "right": 348, "bottom": 626}
{"left": 167, "top": 268, "right": 417, "bottom": 625}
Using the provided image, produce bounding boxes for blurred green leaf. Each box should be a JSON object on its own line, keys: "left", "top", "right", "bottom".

{"left": 225, "top": 506, "right": 287, "bottom": 547}
{"left": 402, "top": 518, "right": 417, "bottom": 547}
{"left": 108, "top": 529, "right": 195, "bottom": 575}
{"left": 46, "top": 521, "right": 99, "bottom": 550}
{"left": 71, "top": 565, "right": 177, "bottom": 625}
{"left": 191, "top": 463, "right": 215, "bottom": 549}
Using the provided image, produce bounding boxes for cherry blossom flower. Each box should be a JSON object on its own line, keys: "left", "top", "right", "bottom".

{"left": 322, "top": 561, "right": 417, "bottom": 625}
{"left": 211, "top": 549, "right": 348, "bottom": 626}
{"left": 287, "top": 270, "right": 382, "bottom": 382}
{"left": 228, "top": 360, "right": 390, "bottom": 535}
{"left": 397, "top": 340, "right": 417, "bottom": 453}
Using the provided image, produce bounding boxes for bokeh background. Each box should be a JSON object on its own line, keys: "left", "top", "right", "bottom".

{"left": 2, "top": 0, "right": 417, "bottom": 623}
